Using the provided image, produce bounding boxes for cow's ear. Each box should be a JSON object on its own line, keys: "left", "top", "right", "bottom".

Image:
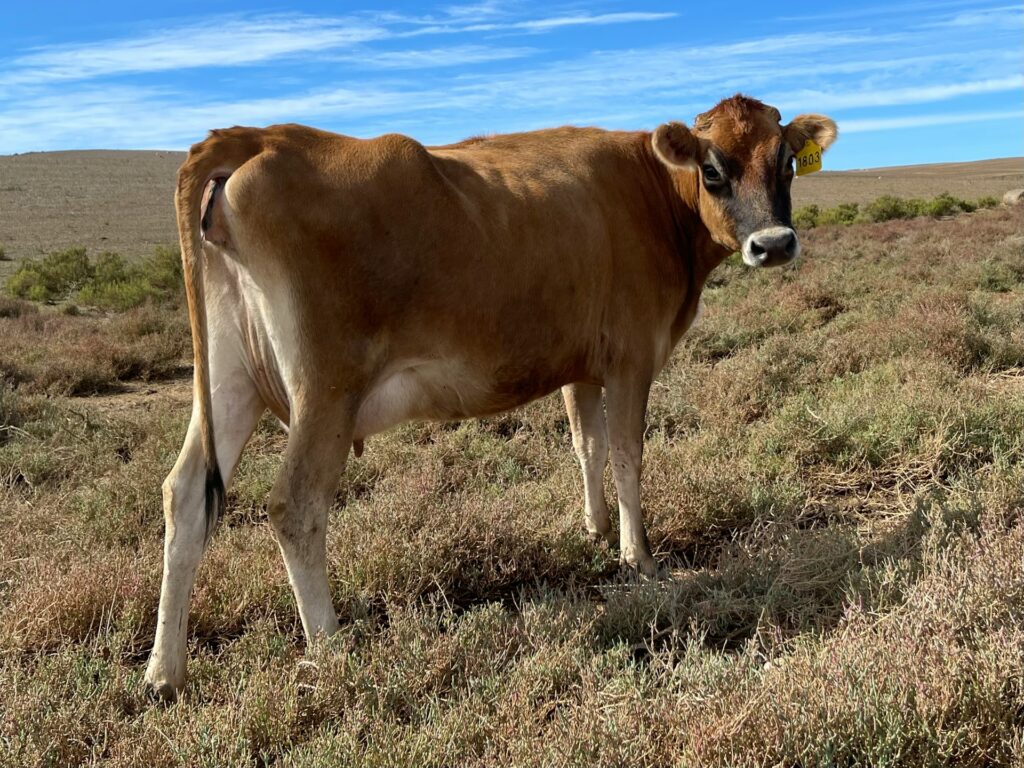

{"left": 653, "top": 121, "right": 699, "bottom": 170}
{"left": 784, "top": 114, "right": 838, "bottom": 152}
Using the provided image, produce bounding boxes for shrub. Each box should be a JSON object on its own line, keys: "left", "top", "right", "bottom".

{"left": 795, "top": 193, "right": 999, "bottom": 229}
{"left": 91, "top": 251, "right": 132, "bottom": 285}
{"left": 862, "top": 195, "right": 919, "bottom": 222}
{"left": 793, "top": 204, "right": 820, "bottom": 229}
{"left": 141, "top": 245, "right": 184, "bottom": 297}
{"left": 0, "top": 297, "right": 36, "bottom": 318}
{"left": 818, "top": 202, "right": 860, "bottom": 226}
{"left": 6, "top": 247, "right": 93, "bottom": 302}
{"left": 77, "top": 280, "right": 155, "bottom": 312}
{"left": 923, "top": 192, "right": 967, "bottom": 217}
{"left": 6, "top": 246, "right": 183, "bottom": 311}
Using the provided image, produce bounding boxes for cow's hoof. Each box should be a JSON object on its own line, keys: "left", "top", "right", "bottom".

{"left": 144, "top": 679, "right": 179, "bottom": 704}
{"left": 620, "top": 553, "right": 658, "bottom": 579}
{"left": 586, "top": 529, "right": 615, "bottom": 549}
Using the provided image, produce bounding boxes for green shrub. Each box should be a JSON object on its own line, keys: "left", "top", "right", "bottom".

{"left": 91, "top": 252, "right": 131, "bottom": 285}
{"left": 77, "top": 279, "right": 154, "bottom": 312}
{"left": 793, "top": 204, "right": 820, "bottom": 229}
{"left": 862, "top": 195, "right": 919, "bottom": 222}
{"left": 923, "top": 192, "right": 966, "bottom": 217}
{"left": 6, "top": 247, "right": 93, "bottom": 302}
{"left": 796, "top": 193, "right": 998, "bottom": 229}
{"left": 140, "top": 245, "right": 184, "bottom": 296}
{"left": 5, "top": 246, "right": 183, "bottom": 311}
{"left": 818, "top": 202, "right": 860, "bottom": 226}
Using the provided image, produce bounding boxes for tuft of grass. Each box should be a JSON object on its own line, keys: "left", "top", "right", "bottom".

{"left": 0, "top": 303, "right": 190, "bottom": 395}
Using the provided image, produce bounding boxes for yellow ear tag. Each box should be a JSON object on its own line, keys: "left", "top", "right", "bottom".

{"left": 795, "top": 139, "right": 823, "bottom": 176}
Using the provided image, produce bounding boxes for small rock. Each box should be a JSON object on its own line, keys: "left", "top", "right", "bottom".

{"left": 1003, "top": 188, "right": 1024, "bottom": 206}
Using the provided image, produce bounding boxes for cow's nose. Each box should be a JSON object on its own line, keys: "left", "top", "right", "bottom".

{"left": 742, "top": 226, "right": 799, "bottom": 267}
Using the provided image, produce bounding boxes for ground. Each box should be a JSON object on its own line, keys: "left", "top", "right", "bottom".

{"left": 0, "top": 154, "right": 1022, "bottom": 766}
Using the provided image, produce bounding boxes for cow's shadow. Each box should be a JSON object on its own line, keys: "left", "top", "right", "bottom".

{"left": 591, "top": 498, "right": 962, "bottom": 657}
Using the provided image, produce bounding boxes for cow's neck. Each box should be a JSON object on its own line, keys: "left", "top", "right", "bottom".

{"left": 643, "top": 146, "right": 730, "bottom": 340}
{"left": 666, "top": 166, "right": 732, "bottom": 285}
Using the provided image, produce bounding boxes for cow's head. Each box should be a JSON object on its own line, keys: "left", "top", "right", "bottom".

{"left": 652, "top": 95, "right": 837, "bottom": 267}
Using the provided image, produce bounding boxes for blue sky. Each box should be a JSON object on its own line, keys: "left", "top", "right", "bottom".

{"left": 1, "top": 0, "right": 1021, "bottom": 169}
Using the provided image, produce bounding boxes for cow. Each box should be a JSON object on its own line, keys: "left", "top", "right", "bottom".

{"left": 143, "top": 94, "right": 837, "bottom": 699}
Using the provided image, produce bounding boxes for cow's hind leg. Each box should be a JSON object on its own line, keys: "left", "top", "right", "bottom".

{"left": 562, "top": 383, "right": 612, "bottom": 545}
{"left": 605, "top": 372, "right": 657, "bottom": 577}
{"left": 267, "top": 399, "right": 355, "bottom": 642}
{"left": 145, "top": 364, "right": 264, "bottom": 700}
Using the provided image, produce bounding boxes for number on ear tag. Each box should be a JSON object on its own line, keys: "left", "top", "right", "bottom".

{"left": 795, "top": 140, "right": 823, "bottom": 176}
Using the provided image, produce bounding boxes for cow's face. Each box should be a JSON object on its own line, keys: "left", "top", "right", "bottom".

{"left": 653, "top": 95, "right": 836, "bottom": 267}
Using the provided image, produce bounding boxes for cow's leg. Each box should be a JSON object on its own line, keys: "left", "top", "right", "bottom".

{"left": 145, "top": 364, "right": 264, "bottom": 700}
{"left": 561, "top": 383, "right": 612, "bottom": 544}
{"left": 266, "top": 399, "right": 354, "bottom": 642}
{"left": 604, "top": 372, "right": 657, "bottom": 577}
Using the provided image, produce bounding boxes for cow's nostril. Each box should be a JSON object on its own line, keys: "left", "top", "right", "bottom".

{"left": 743, "top": 226, "right": 799, "bottom": 267}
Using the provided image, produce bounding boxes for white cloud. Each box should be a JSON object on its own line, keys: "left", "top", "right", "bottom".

{"left": 840, "top": 108, "right": 1024, "bottom": 132}
{"left": 769, "top": 76, "right": 1024, "bottom": 112}
{"left": 440, "top": 1, "right": 510, "bottom": 21}
{"left": 0, "top": 9, "right": 677, "bottom": 87}
{"left": 495, "top": 12, "right": 676, "bottom": 32}
{"left": 778, "top": 0, "right": 1003, "bottom": 23}
{"left": 2, "top": 16, "right": 390, "bottom": 87}
{"left": 330, "top": 45, "right": 537, "bottom": 69}
{"left": 928, "top": 4, "right": 1023, "bottom": 27}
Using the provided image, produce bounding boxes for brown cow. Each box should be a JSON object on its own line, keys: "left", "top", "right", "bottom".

{"left": 144, "top": 95, "right": 836, "bottom": 699}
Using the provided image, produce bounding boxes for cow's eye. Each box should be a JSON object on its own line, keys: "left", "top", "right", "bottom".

{"left": 702, "top": 164, "right": 721, "bottom": 182}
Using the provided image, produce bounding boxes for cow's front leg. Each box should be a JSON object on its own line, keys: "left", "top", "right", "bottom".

{"left": 604, "top": 371, "right": 657, "bottom": 577}
{"left": 561, "top": 383, "right": 613, "bottom": 545}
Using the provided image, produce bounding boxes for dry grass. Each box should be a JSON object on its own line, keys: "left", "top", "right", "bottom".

{"left": 1, "top": 207, "right": 1023, "bottom": 766}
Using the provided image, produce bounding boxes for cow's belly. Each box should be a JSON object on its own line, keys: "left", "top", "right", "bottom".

{"left": 353, "top": 357, "right": 558, "bottom": 440}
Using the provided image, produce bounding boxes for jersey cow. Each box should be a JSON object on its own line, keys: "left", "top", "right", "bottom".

{"left": 145, "top": 95, "right": 837, "bottom": 699}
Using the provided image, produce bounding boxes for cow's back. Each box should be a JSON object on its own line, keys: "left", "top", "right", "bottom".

{"left": 219, "top": 124, "right": 692, "bottom": 414}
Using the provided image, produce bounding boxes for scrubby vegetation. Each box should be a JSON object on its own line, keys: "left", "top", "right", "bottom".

{"left": 1, "top": 205, "right": 1023, "bottom": 766}
{"left": 794, "top": 191, "right": 1001, "bottom": 230}
{"left": 5, "top": 245, "right": 183, "bottom": 310}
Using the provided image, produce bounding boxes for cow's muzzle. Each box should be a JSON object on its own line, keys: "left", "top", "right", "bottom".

{"left": 742, "top": 226, "right": 799, "bottom": 267}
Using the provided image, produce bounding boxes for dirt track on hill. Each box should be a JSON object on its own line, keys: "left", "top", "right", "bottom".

{"left": 0, "top": 148, "right": 1021, "bottom": 264}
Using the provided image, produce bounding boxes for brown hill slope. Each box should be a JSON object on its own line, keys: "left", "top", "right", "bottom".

{"left": 0, "top": 149, "right": 1020, "bottom": 261}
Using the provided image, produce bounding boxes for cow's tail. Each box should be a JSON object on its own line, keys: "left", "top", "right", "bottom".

{"left": 175, "top": 127, "right": 264, "bottom": 541}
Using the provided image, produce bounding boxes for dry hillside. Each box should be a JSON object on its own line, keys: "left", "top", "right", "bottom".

{"left": 0, "top": 148, "right": 1020, "bottom": 262}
